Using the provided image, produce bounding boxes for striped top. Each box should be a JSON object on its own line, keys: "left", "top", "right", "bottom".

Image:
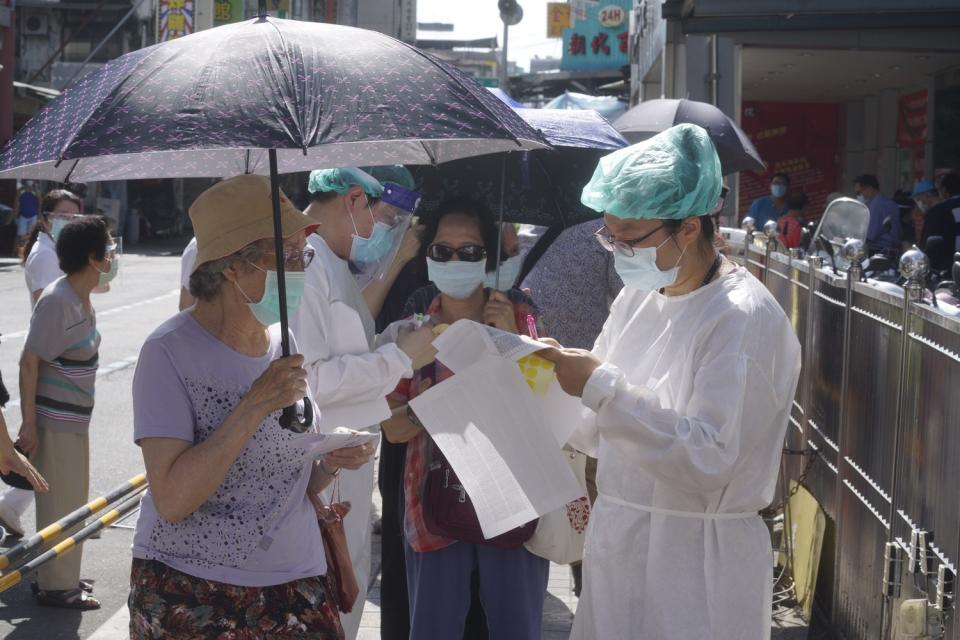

{"left": 23, "top": 277, "right": 100, "bottom": 433}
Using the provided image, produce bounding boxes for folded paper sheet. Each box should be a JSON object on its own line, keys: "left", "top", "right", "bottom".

{"left": 410, "top": 355, "right": 584, "bottom": 539}
{"left": 431, "top": 319, "right": 544, "bottom": 372}
{"left": 295, "top": 428, "right": 381, "bottom": 460}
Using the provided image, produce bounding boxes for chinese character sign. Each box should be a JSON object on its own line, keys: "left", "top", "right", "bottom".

{"left": 159, "top": 0, "right": 194, "bottom": 41}
{"left": 561, "top": 0, "right": 630, "bottom": 71}
{"left": 214, "top": 0, "right": 244, "bottom": 25}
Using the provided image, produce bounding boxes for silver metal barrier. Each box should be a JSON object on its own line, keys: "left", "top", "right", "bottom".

{"left": 741, "top": 241, "right": 960, "bottom": 640}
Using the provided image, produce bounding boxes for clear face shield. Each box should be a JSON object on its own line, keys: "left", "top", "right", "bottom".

{"left": 351, "top": 182, "right": 422, "bottom": 289}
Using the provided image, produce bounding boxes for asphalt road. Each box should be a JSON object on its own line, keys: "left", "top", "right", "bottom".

{"left": 0, "top": 239, "right": 187, "bottom": 640}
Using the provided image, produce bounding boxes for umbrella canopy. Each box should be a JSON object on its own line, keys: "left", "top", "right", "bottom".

{"left": 614, "top": 98, "right": 764, "bottom": 175}
{"left": 414, "top": 108, "right": 628, "bottom": 228}
{"left": 0, "top": 17, "right": 546, "bottom": 182}
{"left": 0, "top": 15, "right": 550, "bottom": 431}
{"left": 487, "top": 87, "right": 524, "bottom": 108}
{"left": 544, "top": 91, "right": 628, "bottom": 122}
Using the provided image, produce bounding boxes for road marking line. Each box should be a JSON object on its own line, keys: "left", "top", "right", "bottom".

{"left": 87, "top": 602, "right": 130, "bottom": 640}
{"left": 1, "top": 290, "right": 178, "bottom": 341}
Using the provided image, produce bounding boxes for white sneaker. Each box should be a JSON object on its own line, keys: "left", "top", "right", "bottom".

{"left": 0, "top": 499, "right": 25, "bottom": 537}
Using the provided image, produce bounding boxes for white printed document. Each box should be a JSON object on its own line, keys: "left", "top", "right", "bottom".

{"left": 431, "top": 319, "right": 545, "bottom": 373}
{"left": 410, "top": 355, "right": 583, "bottom": 539}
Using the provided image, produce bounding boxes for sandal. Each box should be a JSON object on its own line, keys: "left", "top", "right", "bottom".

{"left": 31, "top": 580, "right": 93, "bottom": 595}
{"left": 36, "top": 588, "right": 101, "bottom": 610}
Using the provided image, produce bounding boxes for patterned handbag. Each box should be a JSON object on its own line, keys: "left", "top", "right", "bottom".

{"left": 311, "top": 480, "right": 359, "bottom": 613}
{"left": 523, "top": 447, "right": 591, "bottom": 564}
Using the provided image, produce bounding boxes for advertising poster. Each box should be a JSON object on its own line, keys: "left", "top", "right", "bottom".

{"left": 897, "top": 89, "right": 929, "bottom": 183}
{"left": 547, "top": 3, "right": 571, "bottom": 38}
{"left": 158, "top": 0, "right": 195, "bottom": 41}
{"left": 739, "top": 101, "right": 842, "bottom": 221}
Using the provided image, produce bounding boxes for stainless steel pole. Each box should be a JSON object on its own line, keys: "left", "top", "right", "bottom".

{"left": 500, "top": 20, "right": 509, "bottom": 91}
{"left": 831, "top": 240, "right": 866, "bottom": 628}
{"left": 879, "top": 248, "right": 929, "bottom": 639}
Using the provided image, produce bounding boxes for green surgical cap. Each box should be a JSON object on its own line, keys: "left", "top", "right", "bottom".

{"left": 581, "top": 123, "right": 722, "bottom": 221}
{"left": 362, "top": 165, "right": 415, "bottom": 191}
{"left": 308, "top": 167, "right": 384, "bottom": 197}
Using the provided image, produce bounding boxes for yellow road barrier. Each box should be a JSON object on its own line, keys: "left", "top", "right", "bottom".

{"left": 0, "top": 473, "right": 146, "bottom": 572}
{"left": 0, "top": 489, "right": 145, "bottom": 593}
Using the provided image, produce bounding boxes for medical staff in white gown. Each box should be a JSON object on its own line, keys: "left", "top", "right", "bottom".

{"left": 540, "top": 124, "right": 802, "bottom": 640}
{"left": 291, "top": 167, "right": 435, "bottom": 639}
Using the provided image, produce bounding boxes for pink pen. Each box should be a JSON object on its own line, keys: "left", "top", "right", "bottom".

{"left": 525, "top": 314, "right": 539, "bottom": 339}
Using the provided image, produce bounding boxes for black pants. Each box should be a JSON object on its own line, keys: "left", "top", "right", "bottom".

{"left": 378, "top": 435, "right": 488, "bottom": 640}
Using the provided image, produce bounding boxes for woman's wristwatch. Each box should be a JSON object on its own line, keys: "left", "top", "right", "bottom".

{"left": 406, "top": 405, "right": 424, "bottom": 429}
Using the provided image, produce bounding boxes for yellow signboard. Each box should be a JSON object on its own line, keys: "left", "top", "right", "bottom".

{"left": 547, "top": 2, "right": 571, "bottom": 39}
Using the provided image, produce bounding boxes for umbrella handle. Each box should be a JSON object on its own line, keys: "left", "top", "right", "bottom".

{"left": 280, "top": 398, "right": 314, "bottom": 432}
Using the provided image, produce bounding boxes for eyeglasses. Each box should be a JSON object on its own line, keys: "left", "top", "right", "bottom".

{"left": 263, "top": 247, "right": 316, "bottom": 270}
{"left": 426, "top": 244, "right": 487, "bottom": 263}
{"left": 594, "top": 224, "right": 667, "bottom": 257}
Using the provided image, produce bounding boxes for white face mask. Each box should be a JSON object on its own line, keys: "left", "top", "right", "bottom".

{"left": 613, "top": 235, "right": 685, "bottom": 291}
{"left": 484, "top": 254, "right": 523, "bottom": 291}
{"left": 427, "top": 258, "right": 487, "bottom": 299}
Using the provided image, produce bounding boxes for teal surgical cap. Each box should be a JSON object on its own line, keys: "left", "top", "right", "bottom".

{"left": 581, "top": 123, "right": 722, "bottom": 221}
{"left": 362, "top": 165, "right": 415, "bottom": 191}
{"left": 308, "top": 167, "right": 384, "bottom": 197}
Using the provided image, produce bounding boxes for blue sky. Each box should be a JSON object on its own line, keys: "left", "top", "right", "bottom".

{"left": 416, "top": 0, "right": 564, "bottom": 72}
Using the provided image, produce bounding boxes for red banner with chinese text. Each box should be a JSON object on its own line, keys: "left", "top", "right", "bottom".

{"left": 739, "top": 101, "right": 842, "bottom": 222}
{"left": 897, "top": 89, "right": 928, "bottom": 181}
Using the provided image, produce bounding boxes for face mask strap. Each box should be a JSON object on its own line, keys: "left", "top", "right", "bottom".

{"left": 348, "top": 193, "right": 378, "bottom": 240}
{"left": 235, "top": 261, "right": 270, "bottom": 304}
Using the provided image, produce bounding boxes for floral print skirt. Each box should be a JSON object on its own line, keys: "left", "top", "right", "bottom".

{"left": 128, "top": 559, "right": 344, "bottom": 639}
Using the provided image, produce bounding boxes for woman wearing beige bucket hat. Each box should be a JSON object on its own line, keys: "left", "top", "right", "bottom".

{"left": 126, "top": 176, "right": 374, "bottom": 639}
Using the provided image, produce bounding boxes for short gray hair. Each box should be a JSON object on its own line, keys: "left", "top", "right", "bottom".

{"left": 188, "top": 240, "right": 270, "bottom": 301}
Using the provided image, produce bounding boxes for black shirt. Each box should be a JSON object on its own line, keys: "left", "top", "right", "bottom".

{"left": 920, "top": 196, "right": 960, "bottom": 273}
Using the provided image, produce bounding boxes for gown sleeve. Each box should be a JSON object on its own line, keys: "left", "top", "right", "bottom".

{"left": 566, "top": 288, "right": 628, "bottom": 457}
{"left": 582, "top": 349, "right": 784, "bottom": 495}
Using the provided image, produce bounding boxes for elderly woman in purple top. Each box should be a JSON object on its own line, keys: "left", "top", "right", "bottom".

{"left": 127, "top": 177, "right": 374, "bottom": 639}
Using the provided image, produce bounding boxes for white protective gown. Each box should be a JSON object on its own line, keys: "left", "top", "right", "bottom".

{"left": 290, "top": 234, "right": 413, "bottom": 639}
{"left": 569, "top": 266, "right": 801, "bottom": 640}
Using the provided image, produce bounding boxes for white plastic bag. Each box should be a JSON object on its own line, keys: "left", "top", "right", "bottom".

{"left": 524, "top": 448, "right": 590, "bottom": 564}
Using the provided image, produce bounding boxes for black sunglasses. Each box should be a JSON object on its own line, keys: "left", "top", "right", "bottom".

{"left": 427, "top": 244, "right": 487, "bottom": 263}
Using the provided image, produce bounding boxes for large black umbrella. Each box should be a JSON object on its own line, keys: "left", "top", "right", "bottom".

{"left": 0, "top": 12, "right": 546, "bottom": 429}
{"left": 614, "top": 98, "right": 764, "bottom": 175}
{"left": 415, "top": 108, "right": 628, "bottom": 228}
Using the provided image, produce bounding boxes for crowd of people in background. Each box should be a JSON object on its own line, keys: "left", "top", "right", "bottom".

{"left": 742, "top": 169, "right": 960, "bottom": 270}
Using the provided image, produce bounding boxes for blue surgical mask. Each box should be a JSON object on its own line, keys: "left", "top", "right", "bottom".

{"left": 50, "top": 217, "right": 69, "bottom": 242}
{"left": 771, "top": 184, "right": 787, "bottom": 199}
{"left": 484, "top": 254, "right": 522, "bottom": 291}
{"left": 95, "top": 256, "right": 119, "bottom": 286}
{"left": 351, "top": 221, "right": 398, "bottom": 264}
{"left": 427, "top": 258, "right": 486, "bottom": 299}
{"left": 236, "top": 265, "right": 306, "bottom": 326}
{"left": 613, "top": 235, "right": 685, "bottom": 291}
